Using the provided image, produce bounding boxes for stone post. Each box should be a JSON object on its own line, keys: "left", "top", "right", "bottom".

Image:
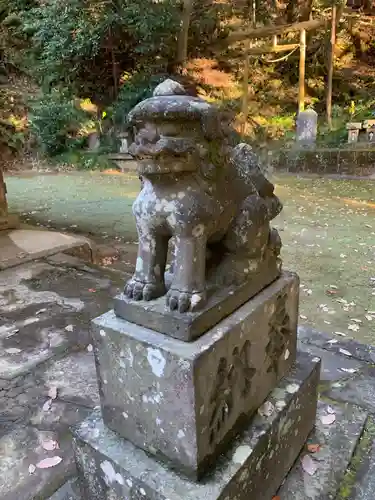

{"left": 0, "top": 167, "right": 18, "bottom": 231}
{"left": 73, "top": 79, "right": 320, "bottom": 499}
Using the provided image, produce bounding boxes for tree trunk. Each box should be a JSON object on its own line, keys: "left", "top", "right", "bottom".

{"left": 326, "top": 4, "right": 337, "bottom": 129}
{"left": 176, "top": 0, "right": 194, "bottom": 70}
{"left": 286, "top": 0, "right": 313, "bottom": 22}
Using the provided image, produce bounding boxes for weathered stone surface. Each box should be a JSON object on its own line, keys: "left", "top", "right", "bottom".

{"left": 270, "top": 146, "right": 375, "bottom": 177}
{"left": 349, "top": 418, "right": 375, "bottom": 500}
{"left": 327, "top": 368, "right": 375, "bottom": 414}
{"left": 123, "top": 79, "right": 283, "bottom": 315}
{"left": 114, "top": 262, "right": 281, "bottom": 341}
{"left": 73, "top": 352, "right": 320, "bottom": 499}
{"left": 48, "top": 479, "right": 80, "bottom": 500}
{"left": 36, "top": 351, "right": 100, "bottom": 408}
{"left": 0, "top": 261, "right": 95, "bottom": 380}
{"left": 92, "top": 272, "right": 299, "bottom": 477}
{"left": 278, "top": 400, "right": 367, "bottom": 499}
{"left": 297, "top": 340, "right": 364, "bottom": 382}
{"left": 30, "top": 400, "right": 93, "bottom": 433}
{"left": 299, "top": 325, "right": 375, "bottom": 365}
{"left": 0, "top": 425, "right": 75, "bottom": 500}
{"left": 296, "top": 109, "right": 318, "bottom": 146}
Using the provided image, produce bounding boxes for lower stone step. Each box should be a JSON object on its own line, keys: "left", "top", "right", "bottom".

{"left": 278, "top": 400, "right": 367, "bottom": 499}
{"left": 52, "top": 399, "right": 368, "bottom": 500}
{"left": 72, "top": 352, "right": 320, "bottom": 499}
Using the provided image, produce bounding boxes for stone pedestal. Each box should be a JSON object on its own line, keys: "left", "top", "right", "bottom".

{"left": 74, "top": 271, "right": 320, "bottom": 499}
{"left": 91, "top": 272, "right": 299, "bottom": 478}
{"left": 73, "top": 352, "right": 320, "bottom": 500}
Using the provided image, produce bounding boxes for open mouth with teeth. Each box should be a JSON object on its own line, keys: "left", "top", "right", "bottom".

{"left": 130, "top": 137, "right": 197, "bottom": 158}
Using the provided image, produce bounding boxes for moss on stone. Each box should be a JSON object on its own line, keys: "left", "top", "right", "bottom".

{"left": 336, "top": 417, "right": 375, "bottom": 499}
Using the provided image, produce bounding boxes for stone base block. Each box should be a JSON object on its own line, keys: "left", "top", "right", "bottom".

{"left": 91, "top": 272, "right": 299, "bottom": 478}
{"left": 73, "top": 352, "right": 320, "bottom": 500}
{"left": 114, "top": 262, "right": 283, "bottom": 342}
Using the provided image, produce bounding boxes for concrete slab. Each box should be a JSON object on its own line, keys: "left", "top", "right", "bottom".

{"left": 278, "top": 400, "right": 368, "bottom": 499}
{"left": 348, "top": 417, "right": 375, "bottom": 500}
{"left": 48, "top": 480, "right": 80, "bottom": 500}
{"left": 0, "top": 425, "right": 75, "bottom": 500}
{"left": 30, "top": 400, "right": 93, "bottom": 433}
{"left": 297, "top": 340, "right": 365, "bottom": 382}
{"left": 36, "top": 352, "right": 100, "bottom": 409}
{"left": 0, "top": 228, "right": 95, "bottom": 270}
{"left": 327, "top": 367, "right": 375, "bottom": 414}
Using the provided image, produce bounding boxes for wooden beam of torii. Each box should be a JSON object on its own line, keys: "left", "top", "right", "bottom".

{"left": 213, "top": 18, "right": 327, "bottom": 49}
{"left": 222, "top": 18, "right": 327, "bottom": 136}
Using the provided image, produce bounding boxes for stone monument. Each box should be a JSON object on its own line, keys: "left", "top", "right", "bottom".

{"left": 296, "top": 108, "right": 318, "bottom": 147}
{"left": 73, "top": 79, "right": 320, "bottom": 499}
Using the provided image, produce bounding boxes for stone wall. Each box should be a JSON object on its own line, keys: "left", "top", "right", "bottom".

{"left": 268, "top": 147, "right": 375, "bottom": 177}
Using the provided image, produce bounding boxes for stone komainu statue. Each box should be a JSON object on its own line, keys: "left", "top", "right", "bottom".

{"left": 125, "top": 79, "right": 283, "bottom": 313}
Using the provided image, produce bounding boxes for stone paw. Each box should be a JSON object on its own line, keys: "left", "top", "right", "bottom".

{"left": 125, "top": 279, "right": 166, "bottom": 301}
{"left": 166, "top": 289, "right": 207, "bottom": 313}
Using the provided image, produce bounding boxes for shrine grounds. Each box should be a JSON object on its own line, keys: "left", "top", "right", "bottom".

{"left": 6, "top": 170, "right": 375, "bottom": 344}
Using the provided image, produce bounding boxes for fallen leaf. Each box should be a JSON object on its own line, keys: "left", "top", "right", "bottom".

{"left": 36, "top": 308, "right": 47, "bottom": 315}
{"left": 320, "top": 413, "right": 336, "bottom": 425}
{"left": 301, "top": 454, "right": 318, "bottom": 476}
{"left": 336, "top": 298, "right": 347, "bottom": 304}
{"left": 348, "top": 323, "right": 360, "bottom": 332}
{"left": 28, "top": 464, "right": 36, "bottom": 474}
{"left": 300, "top": 314, "right": 307, "bottom": 320}
{"left": 307, "top": 444, "right": 321, "bottom": 453}
{"left": 48, "top": 387, "right": 58, "bottom": 400}
{"left": 42, "top": 399, "right": 52, "bottom": 412}
{"left": 350, "top": 318, "right": 362, "bottom": 324}
{"left": 341, "top": 368, "right": 357, "bottom": 374}
{"left": 327, "top": 339, "right": 338, "bottom": 345}
{"left": 36, "top": 456, "right": 62, "bottom": 469}
{"left": 365, "top": 315, "right": 374, "bottom": 322}
{"left": 42, "top": 440, "right": 59, "bottom": 451}
{"left": 335, "top": 331, "right": 347, "bottom": 337}
{"left": 339, "top": 348, "right": 352, "bottom": 357}
{"left": 258, "top": 401, "right": 275, "bottom": 418}
{"left": 5, "top": 347, "right": 22, "bottom": 354}
{"left": 65, "top": 324, "right": 74, "bottom": 332}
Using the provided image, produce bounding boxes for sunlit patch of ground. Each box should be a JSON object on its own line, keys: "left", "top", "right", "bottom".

{"left": 274, "top": 174, "right": 375, "bottom": 344}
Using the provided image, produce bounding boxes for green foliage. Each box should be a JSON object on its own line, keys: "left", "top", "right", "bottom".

{"left": 29, "top": 89, "right": 92, "bottom": 156}
{"left": 51, "top": 150, "right": 114, "bottom": 171}
{"left": 109, "top": 73, "right": 167, "bottom": 126}
{"left": 20, "top": 0, "right": 224, "bottom": 105}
